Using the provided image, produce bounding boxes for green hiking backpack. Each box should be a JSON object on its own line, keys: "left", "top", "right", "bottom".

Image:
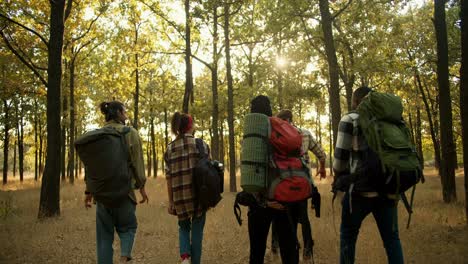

{"left": 356, "top": 91, "right": 424, "bottom": 196}
{"left": 75, "top": 126, "right": 132, "bottom": 207}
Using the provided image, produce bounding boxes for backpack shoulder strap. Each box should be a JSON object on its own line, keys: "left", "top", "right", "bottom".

{"left": 195, "top": 138, "right": 208, "bottom": 159}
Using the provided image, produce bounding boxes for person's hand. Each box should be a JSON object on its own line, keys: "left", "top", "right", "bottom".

{"left": 168, "top": 202, "right": 177, "bottom": 215}
{"left": 316, "top": 167, "right": 327, "bottom": 180}
{"left": 84, "top": 193, "right": 93, "bottom": 209}
{"left": 139, "top": 187, "right": 149, "bottom": 204}
{"left": 266, "top": 201, "right": 286, "bottom": 210}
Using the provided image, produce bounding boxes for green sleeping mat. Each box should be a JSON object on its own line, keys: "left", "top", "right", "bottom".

{"left": 240, "top": 113, "right": 270, "bottom": 192}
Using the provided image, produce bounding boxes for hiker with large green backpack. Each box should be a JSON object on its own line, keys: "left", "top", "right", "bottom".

{"left": 332, "top": 87, "right": 423, "bottom": 264}
{"left": 235, "top": 95, "right": 301, "bottom": 264}
{"left": 75, "top": 101, "right": 148, "bottom": 264}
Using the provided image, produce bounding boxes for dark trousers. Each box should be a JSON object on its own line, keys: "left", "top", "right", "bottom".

{"left": 340, "top": 194, "right": 404, "bottom": 264}
{"left": 248, "top": 205, "right": 299, "bottom": 264}
{"left": 272, "top": 200, "right": 313, "bottom": 257}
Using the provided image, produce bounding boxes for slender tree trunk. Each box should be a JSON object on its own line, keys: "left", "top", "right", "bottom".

{"left": 146, "top": 137, "right": 152, "bottom": 178}
{"left": 18, "top": 101, "right": 24, "bottom": 182}
{"left": 319, "top": 0, "right": 341, "bottom": 148}
{"left": 164, "top": 107, "right": 169, "bottom": 148}
{"left": 151, "top": 120, "right": 157, "bottom": 178}
{"left": 416, "top": 107, "right": 424, "bottom": 168}
{"left": 459, "top": 0, "right": 468, "bottom": 223}
{"left": 328, "top": 109, "right": 333, "bottom": 177}
{"left": 182, "top": 0, "right": 194, "bottom": 113}
{"left": 68, "top": 60, "right": 75, "bottom": 184}
{"left": 220, "top": 119, "right": 225, "bottom": 170}
{"left": 2, "top": 100, "right": 9, "bottom": 185}
{"left": 61, "top": 95, "right": 67, "bottom": 181}
{"left": 13, "top": 140, "right": 16, "bottom": 177}
{"left": 416, "top": 73, "right": 441, "bottom": 169}
{"left": 211, "top": 4, "right": 220, "bottom": 161}
{"left": 39, "top": 0, "right": 66, "bottom": 218}
{"left": 434, "top": 0, "right": 457, "bottom": 203}
{"left": 224, "top": 3, "right": 236, "bottom": 192}
{"left": 39, "top": 119, "right": 44, "bottom": 176}
{"left": 34, "top": 100, "right": 39, "bottom": 181}
{"left": 134, "top": 53, "right": 140, "bottom": 129}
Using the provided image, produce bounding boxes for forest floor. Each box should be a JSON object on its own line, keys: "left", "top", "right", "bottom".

{"left": 0, "top": 168, "right": 467, "bottom": 264}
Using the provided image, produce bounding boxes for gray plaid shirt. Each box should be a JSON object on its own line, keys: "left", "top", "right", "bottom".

{"left": 333, "top": 112, "right": 377, "bottom": 193}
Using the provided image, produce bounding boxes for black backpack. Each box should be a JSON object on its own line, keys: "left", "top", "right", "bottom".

{"left": 192, "top": 138, "right": 223, "bottom": 210}
{"left": 75, "top": 126, "right": 132, "bottom": 207}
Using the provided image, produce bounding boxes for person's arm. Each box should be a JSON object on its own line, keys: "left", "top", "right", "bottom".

{"left": 307, "top": 132, "right": 327, "bottom": 179}
{"left": 332, "top": 115, "right": 354, "bottom": 177}
{"left": 128, "top": 128, "right": 148, "bottom": 203}
{"left": 164, "top": 151, "right": 176, "bottom": 215}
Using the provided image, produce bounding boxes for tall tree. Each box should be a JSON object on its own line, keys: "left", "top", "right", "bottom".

{"left": 38, "top": 0, "right": 69, "bottom": 217}
{"left": 460, "top": 0, "right": 468, "bottom": 222}
{"left": 318, "top": 0, "right": 341, "bottom": 147}
{"left": 2, "top": 99, "right": 10, "bottom": 185}
{"left": 434, "top": 0, "right": 457, "bottom": 203}
{"left": 224, "top": 2, "right": 236, "bottom": 192}
{"left": 183, "top": 0, "right": 194, "bottom": 113}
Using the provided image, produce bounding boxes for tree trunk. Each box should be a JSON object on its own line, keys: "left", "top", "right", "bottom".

{"left": 134, "top": 53, "right": 140, "bottom": 129}
{"left": 39, "top": 118, "right": 44, "bottom": 176}
{"left": 2, "top": 99, "right": 9, "bottom": 185}
{"left": 13, "top": 140, "right": 16, "bottom": 177}
{"left": 434, "top": 0, "right": 457, "bottom": 203}
{"left": 182, "top": 0, "right": 194, "bottom": 113}
{"left": 38, "top": 0, "right": 66, "bottom": 218}
{"left": 220, "top": 119, "right": 225, "bottom": 166}
{"left": 146, "top": 135, "right": 152, "bottom": 178}
{"left": 68, "top": 60, "right": 75, "bottom": 184}
{"left": 319, "top": 0, "right": 341, "bottom": 148}
{"left": 416, "top": 107, "right": 424, "bottom": 168}
{"left": 164, "top": 107, "right": 169, "bottom": 149}
{"left": 18, "top": 100, "right": 24, "bottom": 182}
{"left": 34, "top": 100, "right": 39, "bottom": 181}
{"left": 211, "top": 4, "right": 220, "bottom": 161}
{"left": 328, "top": 109, "right": 333, "bottom": 177}
{"left": 61, "top": 95, "right": 67, "bottom": 181}
{"left": 415, "top": 73, "right": 441, "bottom": 169}
{"left": 224, "top": 3, "right": 236, "bottom": 192}
{"left": 459, "top": 0, "right": 468, "bottom": 223}
{"left": 151, "top": 119, "right": 157, "bottom": 178}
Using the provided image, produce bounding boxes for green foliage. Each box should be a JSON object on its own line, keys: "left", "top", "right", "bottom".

{"left": 0, "top": 0, "right": 463, "bottom": 176}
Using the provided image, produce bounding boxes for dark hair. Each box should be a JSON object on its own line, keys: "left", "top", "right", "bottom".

{"left": 277, "top": 109, "right": 293, "bottom": 122}
{"left": 250, "top": 95, "right": 272, "bottom": 117}
{"left": 171, "top": 112, "right": 193, "bottom": 136}
{"left": 100, "top": 101, "right": 124, "bottom": 122}
{"left": 352, "top": 86, "right": 373, "bottom": 110}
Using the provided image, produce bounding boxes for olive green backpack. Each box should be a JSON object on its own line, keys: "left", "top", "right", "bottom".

{"left": 75, "top": 126, "right": 132, "bottom": 207}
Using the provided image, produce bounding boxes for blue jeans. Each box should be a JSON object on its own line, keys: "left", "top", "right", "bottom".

{"left": 96, "top": 198, "right": 137, "bottom": 264}
{"left": 340, "top": 194, "right": 404, "bottom": 264}
{"left": 178, "top": 212, "right": 206, "bottom": 264}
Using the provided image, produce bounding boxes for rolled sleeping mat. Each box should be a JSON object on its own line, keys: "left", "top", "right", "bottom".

{"left": 240, "top": 113, "right": 270, "bottom": 192}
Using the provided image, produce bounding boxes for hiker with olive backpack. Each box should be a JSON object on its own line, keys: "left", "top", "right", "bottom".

{"left": 332, "top": 87, "right": 424, "bottom": 264}
{"left": 75, "top": 101, "right": 148, "bottom": 264}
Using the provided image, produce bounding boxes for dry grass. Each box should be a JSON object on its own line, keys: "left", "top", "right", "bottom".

{"left": 0, "top": 169, "right": 467, "bottom": 264}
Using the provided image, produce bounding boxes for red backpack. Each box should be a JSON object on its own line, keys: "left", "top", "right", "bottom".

{"left": 268, "top": 117, "right": 312, "bottom": 203}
